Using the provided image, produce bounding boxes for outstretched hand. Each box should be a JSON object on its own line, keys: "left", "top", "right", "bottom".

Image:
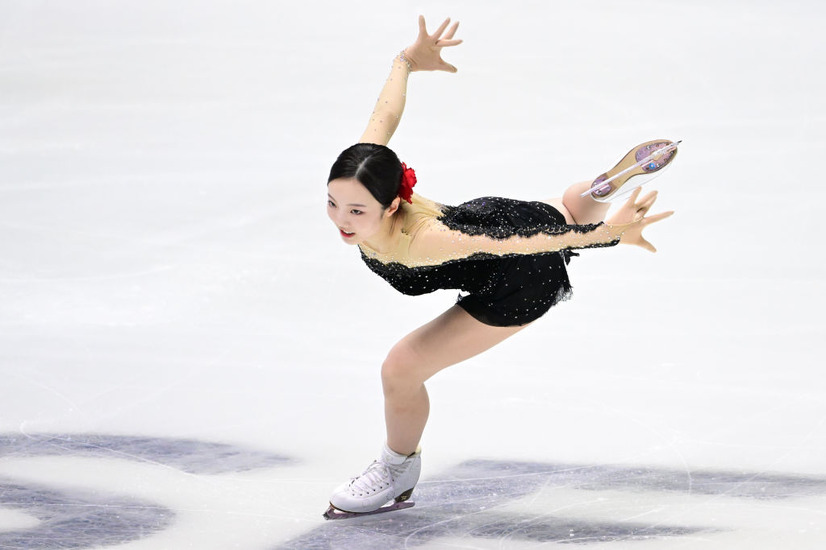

{"left": 606, "top": 188, "right": 674, "bottom": 252}
{"left": 404, "top": 16, "right": 462, "bottom": 73}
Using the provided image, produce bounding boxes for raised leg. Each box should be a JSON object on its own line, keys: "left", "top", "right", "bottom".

{"left": 546, "top": 140, "right": 679, "bottom": 225}
{"left": 381, "top": 305, "right": 528, "bottom": 455}
{"left": 544, "top": 180, "right": 611, "bottom": 225}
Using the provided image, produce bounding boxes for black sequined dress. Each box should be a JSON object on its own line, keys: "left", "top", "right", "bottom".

{"left": 358, "top": 194, "right": 620, "bottom": 327}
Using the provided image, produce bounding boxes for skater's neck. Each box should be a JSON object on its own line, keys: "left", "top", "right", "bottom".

{"left": 362, "top": 210, "right": 403, "bottom": 254}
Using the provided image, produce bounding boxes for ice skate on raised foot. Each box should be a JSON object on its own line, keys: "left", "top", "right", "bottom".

{"left": 584, "top": 139, "right": 680, "bottom": 203}
{"left": 323, "top": 444, "right": 421, "bottom": 520}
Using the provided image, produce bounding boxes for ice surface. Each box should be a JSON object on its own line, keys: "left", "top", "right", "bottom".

{"left": 1, "top": 0, "right": 825, "bottom": 548}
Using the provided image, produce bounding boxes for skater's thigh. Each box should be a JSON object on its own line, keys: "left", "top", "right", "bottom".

{"left": 540, "top": 198, "right": 575, "bottom": 224}
{"left": 389, "top": 305, "right": 527, "bottom": 382}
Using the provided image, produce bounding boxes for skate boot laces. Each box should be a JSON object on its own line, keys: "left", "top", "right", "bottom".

{"left": 348, "top": 457, "right": 410, "bottom": 496}
{"left": 349, "top": 461, "right": 392, "bottom": 495}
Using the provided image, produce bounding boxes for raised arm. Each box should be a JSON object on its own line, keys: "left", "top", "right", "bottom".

{"left": 359, "top": 16, "right": 462, "bottom": 146}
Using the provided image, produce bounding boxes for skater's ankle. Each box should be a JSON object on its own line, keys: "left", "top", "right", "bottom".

{"left": 385, "top": 442, "right": 417, "bottom": 458}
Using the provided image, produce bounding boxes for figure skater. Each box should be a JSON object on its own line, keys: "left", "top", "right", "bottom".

{"left": 323, "top": 16, "right": 677, "bottom": 518}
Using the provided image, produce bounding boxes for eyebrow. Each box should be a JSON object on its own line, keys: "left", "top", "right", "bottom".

{"left": 328, "top": 193, "right": 367, "bottom": 207}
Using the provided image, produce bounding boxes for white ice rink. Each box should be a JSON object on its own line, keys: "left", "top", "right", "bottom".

{"left": 2, "top": 1, "right": 825, "bottom": 548}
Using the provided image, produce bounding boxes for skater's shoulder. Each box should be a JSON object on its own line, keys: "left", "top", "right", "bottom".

{"left": 401, "top": 194, "right": 445, "bottom": 225}
{"left": 399, "top": 194, "right": 447, "bottom": 246}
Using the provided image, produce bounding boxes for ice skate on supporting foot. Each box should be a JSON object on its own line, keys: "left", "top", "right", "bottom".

{"left": 584, "top": 139, "right": 681, "bottom": 203}
{"left": 324, "top": 444, "right": 421, "bottom": 519}
{"left": 323, "top": 489, "right": 415, "bottom": 520}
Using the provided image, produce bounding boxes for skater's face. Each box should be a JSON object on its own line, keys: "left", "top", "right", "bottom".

{"left": 327, "top": 177, "right": 398, "bottom": 245}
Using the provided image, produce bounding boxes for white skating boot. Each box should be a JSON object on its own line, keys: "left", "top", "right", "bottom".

{"left": 324, "top": 444, "right": 421, "bottom": 519}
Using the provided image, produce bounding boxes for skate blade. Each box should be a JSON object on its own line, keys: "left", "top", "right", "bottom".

{"left": 581, "top": 140, "right": 681, "bottom": 200}
{"left": 322, "top": 500, "right": 415, "bottom": 520}
{"left": 598, "top": 163, "right": 674, "bottom": 203}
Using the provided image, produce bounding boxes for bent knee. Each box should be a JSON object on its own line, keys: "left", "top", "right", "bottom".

{"left": 381, "top": 341, "right": 424, "bottom": 392}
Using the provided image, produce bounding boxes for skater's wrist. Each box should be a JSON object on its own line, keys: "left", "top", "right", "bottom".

{"left": 396, "top": 49, "right": 415, "bottom": 72}
{"left": 604, "top": 222, "right": 629, "bottom": 235}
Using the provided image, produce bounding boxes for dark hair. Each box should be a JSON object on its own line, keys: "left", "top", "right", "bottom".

{"left": 327, "top": 143, "right": 402, "bottom": 209}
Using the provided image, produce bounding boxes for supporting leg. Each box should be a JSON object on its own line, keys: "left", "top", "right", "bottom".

{"left": 383, "top": 382, "right": 430, "bottom": 457}
{"left": 381, "top": 305, "right": 527, "bottom": 455}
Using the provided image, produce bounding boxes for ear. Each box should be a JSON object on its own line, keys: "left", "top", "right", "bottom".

{"left": 384, "top": 197, "right": 401, "bottom": 217}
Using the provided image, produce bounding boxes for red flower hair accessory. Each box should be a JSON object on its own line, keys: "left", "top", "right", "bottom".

{"left": 398, "top": 162, "right": 417, "bottom": 204}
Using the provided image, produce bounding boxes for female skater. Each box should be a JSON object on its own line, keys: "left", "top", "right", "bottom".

{"left": 324, "top": 16, "right": 676, "bottom": 518}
